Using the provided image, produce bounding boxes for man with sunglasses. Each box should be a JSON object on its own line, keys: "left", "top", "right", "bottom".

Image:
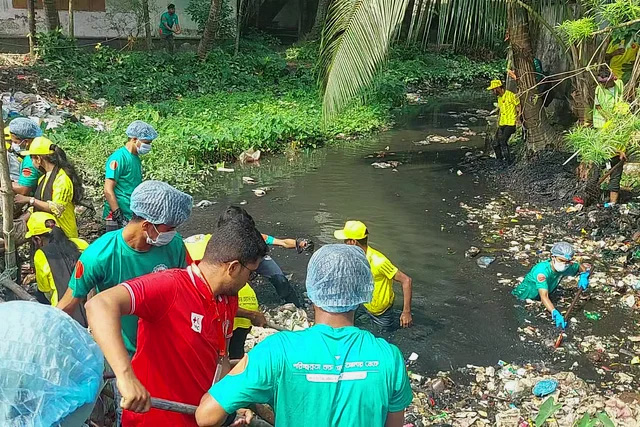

{"left": 86, "top": 216, "right": 268, "bottom": 427}
{"left": 512, "top": 242, "right": 590, "bottom": 329}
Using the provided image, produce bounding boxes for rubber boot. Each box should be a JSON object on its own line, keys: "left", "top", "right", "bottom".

{"left": 493, "top": 143, "right": 504, "bottom": 161}
{"left": 503, "top": 145, "right": 514, "bottom": 164}
{"left": 269, "top": 274, "right": 302, "bottom": 307}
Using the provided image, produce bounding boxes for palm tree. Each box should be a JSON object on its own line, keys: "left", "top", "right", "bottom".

{"left": 43, "top": 0, "right": 60, "bottom": 31}
{"left": 198, "top": 0, "right": 222, "bottom": 59}
{"left": 319, "top": 0, "right": 573, "bottom": 151}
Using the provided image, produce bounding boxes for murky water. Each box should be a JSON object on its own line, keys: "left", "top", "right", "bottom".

{"left": 180, "top": 96, "right": 554, "bottom": 374}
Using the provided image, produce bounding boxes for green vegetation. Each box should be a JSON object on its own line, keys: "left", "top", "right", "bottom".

{"left": 31, "top": 34, "right": 501, "bottom": 191}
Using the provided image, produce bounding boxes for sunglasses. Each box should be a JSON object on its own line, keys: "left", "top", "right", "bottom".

{"left": 238, "top": 261, "right": 258, "bottom": 281}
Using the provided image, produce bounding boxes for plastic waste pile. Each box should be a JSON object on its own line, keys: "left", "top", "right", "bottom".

{"left": 1, "top": 91, "right": 107, "bottom": 131}
{"left": 0, "top": 301, "right": 104, "bottom": 426}
{"left": 244, "top": 303, "right": 311, "bottom": 352}
{"left": 404, "top": 361, "right": 640, "bottom": 426}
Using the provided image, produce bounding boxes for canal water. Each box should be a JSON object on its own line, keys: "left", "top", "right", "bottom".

{"left": 181, "top": 96, "right": 551, "bottom": 374}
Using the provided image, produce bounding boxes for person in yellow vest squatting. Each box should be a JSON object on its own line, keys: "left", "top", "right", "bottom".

{"left": 26, "top": 212, "right": 89, "bottom": 326}
{"left": 184, "top": 233, "right": 267, "bottom": 359}
{"left": 487, "top": 79, "right": 521, "bottom": 164}
{"left": 14, "top": 137, "right": 83, "bottom": 239}
{"left": 334, "top": 220, "right": 413, "bottom": 330}
{"left": 605, "top": 39, "right": 639, "bottom": 82}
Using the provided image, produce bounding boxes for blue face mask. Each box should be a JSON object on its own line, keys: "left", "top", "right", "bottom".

{"left": 137, "top": 142, "right": 152, "bottom": 155}
{"left": 146, "top": 224, "right": 176, "bottom": 246}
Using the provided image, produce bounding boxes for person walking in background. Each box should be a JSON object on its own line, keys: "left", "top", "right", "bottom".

{"left": 196, "top": 244, "right": 413, "bottom": 427}
{"left": 487, "top": 79, "right": 520, "bottom": 163}
{"left": 159, "top": 3, "right": 181, "bottom": 53}
{"left": 25, "top": 212, "right": 89, "bottom": 325}
{"left": 14, "top": 137, "right": 83, "bottom": 239}
{"left": 593, "top": 68, "right": 626, "bottom": 207}
{"left": 104, "top": 120, "right": 157, "bottom": 231}
{"left": 334, "top": 220, "right": 413, "bottom": 330}
{"left": 57, "top": 180, "right": 191, "bottom": 355}
{"left": 87, "top": 217, "right": 267, "bottom": 427}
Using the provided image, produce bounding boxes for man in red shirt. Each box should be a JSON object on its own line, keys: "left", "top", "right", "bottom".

{"left": 86, "top": 216, "right": 268, "bottom": 427}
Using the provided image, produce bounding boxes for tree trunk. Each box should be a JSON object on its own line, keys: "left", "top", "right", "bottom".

{"left": 198, "top": 0, "right": 220, "bottom": 60}
{"left": 68, "top": 0, "right": 74, "bottom": 38}
{"left": 0, "top": 101, "right": 17, "bottom": 282}
{"left": 507, "top": 0, "right": 557, "bottom": 152}
{"left": 43, "top": 0, "right": 60, "bottom": 31}
{"left": 234, "top": 0, "right": 245, "bottom": 55}
{"left": 308, "top": 0, "right": 329, "bottom": 40}
{"left": 26, "top": 0, "right": 36, "bottom": 56}
{"left": 625, "top": 50, "right": 640, "bottom": 103}
{"left": 142, "top": 0, "right": 152, "bottom": 50}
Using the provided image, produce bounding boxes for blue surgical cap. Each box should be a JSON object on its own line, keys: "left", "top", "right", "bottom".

{"left": 130, "top": 180, "right": 192, "bottom": 227}
{"left": 551, "top": 241, "right": 575, "bottom": 260}
{"left": 9, "top": 118, "right": 43, "bottom": 139}
{"left": 306, "top": 244, "right": 373, "bottom": 313}
{"left": 125, "top": 120, "right": 158, "bottom": 141}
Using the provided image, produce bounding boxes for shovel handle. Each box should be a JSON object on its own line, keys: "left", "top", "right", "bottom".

{"left": 554, "top": 267, "right": 594, "bottom": 348}
{"left": 151, "top": 397, "right": 196, "bottom": 415}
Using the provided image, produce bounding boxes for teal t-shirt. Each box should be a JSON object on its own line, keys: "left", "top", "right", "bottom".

{"left": 69, "top": 229, "right": 187, "bottom": 353}
{"left": 159, "top": 11, "right": 179, "bottom": 35}
{"left": 17, "top": 155, "right": 42, "bottom": 190}
{"left": 512, "top": 260, "right": 580, "bottom": 300}
{"left": 210, "top": 324, "right": 413, "bottom": 427}
{"left": 103, "top": 147, "right": 142, "bottom": 220}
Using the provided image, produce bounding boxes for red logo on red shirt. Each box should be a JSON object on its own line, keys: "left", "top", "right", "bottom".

{"left": 537, "top": 273, "right": 546, "bottom": 283}
{"left": 110, "top": 160, "right": 118, "bottom": 171}
{"left": 22, "top": 168, "right": 32, "bottom": 177}
{"left": 74, "top": 260, "right": 84, "bottom": 279}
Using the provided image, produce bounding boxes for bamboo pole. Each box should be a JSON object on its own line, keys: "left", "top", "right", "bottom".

{"left": 0, "top": 100, "right": 18, "bottom": 282}
{"left": 0, "top": 275, "right": 35, "bottom": 301}
{"left": 68, "top": 0, "right": 75, "bottom": 38}
{"left": 26, "top": 0, "right": 36, "bottom": 57}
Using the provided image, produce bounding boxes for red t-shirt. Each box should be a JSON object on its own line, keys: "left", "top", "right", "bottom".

{"left": 121, "top": 266, "right": 238, "bottom": 427}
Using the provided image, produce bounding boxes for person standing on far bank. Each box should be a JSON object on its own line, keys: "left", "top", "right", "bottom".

{"left": 159, "top": 3, "right": 181, "bottom": 53}
{"left": 488, "top": 79, "right": 521, "bottom": 164}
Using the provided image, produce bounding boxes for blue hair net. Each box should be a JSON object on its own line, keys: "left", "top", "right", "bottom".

{"left": 0, "top": 301, "right": 104, "bottom": 426}
{"left": 551, "top": 241, "right": 575, "bottom": 260}
{"left": 126, "top": 120, "right": 158, "bottom": 141}
{"left": 8, "top": 117, "right": 43, "bottom": 139}
{"left": 130, "top": 180, "right": 193, "bottom": 227}
{"left": 306, "top": 244, "right": 373, "bottom": 313}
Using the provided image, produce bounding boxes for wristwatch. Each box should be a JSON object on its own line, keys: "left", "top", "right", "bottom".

{"left": 29, "top": 197, "right": 35, "bottom": 206}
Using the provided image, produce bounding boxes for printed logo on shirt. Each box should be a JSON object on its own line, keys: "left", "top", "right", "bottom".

{"left": 22, "top": 168, "right": 32, "bottom": 177}
{"left": 74, "top": 260, "right": 85, "bottom": 279}
{"left": 152, "top": 264, "right": 168, "bottom": 273}
{"left": 109, "top": 160, "right": 118, "bottom": 171}
{"left": 537, "top": 273, "right": 546, "bottom": 283}
{"left": 191, "top": 312, "right": 204, "bottom": 333}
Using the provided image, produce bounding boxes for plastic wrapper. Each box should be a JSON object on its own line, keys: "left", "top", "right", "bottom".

{"left": 0, "top": 301, "right": 104, "bottom": 426}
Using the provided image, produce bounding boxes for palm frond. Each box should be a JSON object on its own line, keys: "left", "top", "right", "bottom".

{"left": 319, "top": 0, "right": 410, "bottom": 120}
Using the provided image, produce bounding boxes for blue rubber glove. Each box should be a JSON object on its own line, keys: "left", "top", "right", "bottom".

{"left": 578, "top": 272, "right": 590, "bottom": 290}
{"left": 552, "top": 309, "right": 567, "bottom": 329}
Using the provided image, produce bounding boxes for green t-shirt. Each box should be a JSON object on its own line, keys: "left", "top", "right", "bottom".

{"left": 17, "top": 155, "right": 43, "bottom": 190}
{"left": 512, "top": 260, "right": 580, "bottom": 300}
{"left": 69, "top": 229, "right": 187, "bottom": 353}
{"left": 159, "top": 11, "right": 179, "bottom": 35}
{"left": 210, "top": 324, "right": 413, "bottom": 427}
{"left": 103, "top": 147, "right": 142, "bottom": 220}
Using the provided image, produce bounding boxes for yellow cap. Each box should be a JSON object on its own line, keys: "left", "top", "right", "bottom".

{"left": 22, "top": 136, "right": 54, "bottom": 156}
{"left": 25, "top": 212, "right": 57, "bottom": 238}
{"left": 487, "top": 79, "right": 503, "bottom": 90}
{"left": 334, "top": 220, "right": 368, "bottom": 240}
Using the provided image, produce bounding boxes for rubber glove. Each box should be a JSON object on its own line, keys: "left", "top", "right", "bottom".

{"left": 551, "top": 309, "right": 567, "bottom": 329}
{"left": 578, "top": 272, "right": 590, "bottom": 291}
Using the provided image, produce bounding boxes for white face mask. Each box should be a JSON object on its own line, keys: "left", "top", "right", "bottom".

{"left": 137, "top": 142, "right": 152, "bottom": 155}
{"left": 11, "top": 142, "right": 22, "bottom": 152}
{"left": 553, "top": 259, "right": 568, "bottom": 272}
{"left": 145, "top": 224, "right": 176, "bottom": 246}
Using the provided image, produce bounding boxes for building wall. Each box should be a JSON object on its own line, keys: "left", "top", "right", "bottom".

{"left": 0, "top": 0, "right": 200, "bottom": 39}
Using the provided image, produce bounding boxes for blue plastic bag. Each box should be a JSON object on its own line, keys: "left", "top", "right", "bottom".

{"left": 0, "top": 301, "right": 104, "bottom": 426}
{"left": 533, "top": 379, "right": 558, "bottom": 397}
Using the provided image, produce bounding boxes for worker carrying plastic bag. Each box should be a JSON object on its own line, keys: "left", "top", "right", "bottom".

{"left": 0, "top": 301, "right": 104, "bottom": 426}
